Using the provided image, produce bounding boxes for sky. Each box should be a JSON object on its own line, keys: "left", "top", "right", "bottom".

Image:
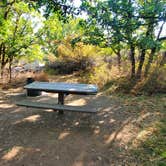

{"left": 73, "top": 0, "right": 81, "bottom": 7}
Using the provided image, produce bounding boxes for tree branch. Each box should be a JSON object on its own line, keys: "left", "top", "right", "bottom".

{"left": 0, "top": 0, "right": 15, "bottom": 8}
{"left": 158, "top": 36, "right": 166, "bottom": 41}
{"left": 157, "top": 22, "right": 165, "bottom": 40}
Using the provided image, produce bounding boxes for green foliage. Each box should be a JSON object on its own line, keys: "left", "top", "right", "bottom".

{"left": 82, "top": 23, "right": 106, "bottom": 46}
{"left": 0, "top": 0, "right": 45, "bottom": 81}
{"left": 0, "top": 2, "right": 44, "bottom": 62}
{"left": 81, "top": 0, "right": 166, "bottom": 77}
{"left": 80, "top": 63, "right": 112, "bottom": 87}
{"left": 33, "top": 0, "right": 78, "bottom": 19}
{"left": 0, "top": 0, "right": 165, "bottom": 86}
{"left": 41, "top": 14, "right": 85, "bottom": 56}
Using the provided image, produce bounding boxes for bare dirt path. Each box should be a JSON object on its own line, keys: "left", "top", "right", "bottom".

{"left": 0, "top": 80, "right": 164, "bottom": 166}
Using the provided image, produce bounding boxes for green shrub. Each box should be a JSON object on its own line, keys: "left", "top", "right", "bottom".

{"left": 79, "top": 63, "right": 112, "bottom": 88}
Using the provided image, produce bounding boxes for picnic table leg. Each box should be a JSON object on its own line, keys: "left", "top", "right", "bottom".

{"left": 58, "top": 93, "right": 64, "bottom": 115}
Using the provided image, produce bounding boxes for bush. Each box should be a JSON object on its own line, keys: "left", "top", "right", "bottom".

{"left": 79, "top": 63, "right": 112, "bottom": 88}
{"left": 34, "top": 72, "right": 49, "bottom": 82}
{"left": 102, "top": 66, "right": 166, "bottom": 95}
{"left": 136, "top": 68, "right": 166, "bottom": 95}
{"left": 45, "top": 56, "right": 96, "bottom": 75}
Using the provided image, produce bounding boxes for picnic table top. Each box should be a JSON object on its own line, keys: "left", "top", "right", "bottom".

{"left": 24, "top": 81, "right": 98, "bottom": 95}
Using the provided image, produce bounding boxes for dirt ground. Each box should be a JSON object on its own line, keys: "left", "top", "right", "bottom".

{"left": 0, "top": 76, "right": 164, "bottom": 166}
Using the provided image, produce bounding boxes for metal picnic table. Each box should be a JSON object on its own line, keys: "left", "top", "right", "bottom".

{"left": 17, "top": 81, "right": 98, "bottom": 114}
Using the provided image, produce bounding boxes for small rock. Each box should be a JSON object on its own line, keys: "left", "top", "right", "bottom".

{"left": 75, "top": 122, "right": 79, "bottom": 126}
{"left": 97, "top": 156, "right": 102, "bottom": 161}
{"left": 55, "top": 155, "right": 60, "bottom": 160}
{"left": 91, "top": 148, "right": 96, "bottom": 152}
{"left": 40, "top": 153, "right": 46, "bottom": 157}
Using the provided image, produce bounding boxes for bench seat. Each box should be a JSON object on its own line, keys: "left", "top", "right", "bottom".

{"left": 16, "top": 100, "right": 98, "bottom": 113}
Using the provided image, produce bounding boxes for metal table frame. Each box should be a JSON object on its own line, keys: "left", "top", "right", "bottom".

{"left": 24, "top": 82, "right": 98, "bottom": 114}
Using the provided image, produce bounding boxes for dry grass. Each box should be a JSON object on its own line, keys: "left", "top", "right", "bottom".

{"left": 0, "top": 71, "right": 49, "bottom": 90}
{"left": 0, "top": 70, "right": 165, "bottom": 165}
{"left": 34, "top": 72, "right": 49, "bottom": 82}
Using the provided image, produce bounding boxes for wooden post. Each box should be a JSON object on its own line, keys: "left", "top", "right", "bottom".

{"left": 58, "top": 93, "right": 64, "bottom": 115}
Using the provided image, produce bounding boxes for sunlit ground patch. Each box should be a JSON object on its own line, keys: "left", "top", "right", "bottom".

{"left": 0, "top": 103, "right": 15, "bottom": 109}
{"left": 2, "top": 146, "right": 23, "bottom": 161}
{"left": 58, "top": 131, "right": 70, "bottom": 140}
{"left": 67, "top": 98, "right": 87, "bottom": 106}
{"left": 132, "top": 125, "right": 158, "bottom": 148}
{"left": 14, "top": 114, "right": 41, "bottom": 124}
{"left": 11, "top": 107, "right": 25, "bottom": 113}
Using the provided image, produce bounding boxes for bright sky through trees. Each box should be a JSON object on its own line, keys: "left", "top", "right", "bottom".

{"left": 79, "top": 0, "right": 165, "bottom": 37}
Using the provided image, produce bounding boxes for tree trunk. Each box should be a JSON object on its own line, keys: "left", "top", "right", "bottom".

{"left": 136, "top": 49, "right": 146, "bottom": 79}
{"left": 159, "top": 51, "right": 166, "bottom": 67}
{"left": 129, "top": 46, "right": 135, "bottom": 78}
{"left": 0, "top": 43, "right": 2, "bottom": 62}
{"left": 1, "top": 44, "right": 6, "bottom": 79}
{"left": 117, "top": 50, "right": 121, "bottom": 72}
{"left": 1, "top": 65, "right": 5, "bottom": 78}
{"left": 9, "top": 57, "right": 13, "bottom": 82}
{"left": 144, "top": 47, "right": 156, "bottom": 77}
{"left": 0, "top": 44, "right": 2, "bottom": 78}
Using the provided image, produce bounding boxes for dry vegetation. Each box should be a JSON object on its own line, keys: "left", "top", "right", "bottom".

{"left": 0, "top": 72, "right": 165, "bottom": 165}
{"left": 0, "top": 0, "right": 165, "bottom": 165}
{"left": 0, "top": 47, "right": 165, "bottom": 165}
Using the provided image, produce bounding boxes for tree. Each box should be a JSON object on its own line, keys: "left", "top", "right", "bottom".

{"left": 81, "top": 0, "right": 140, "bottom": 77}
{"left": 31, "top": 0, "right": 79, "bottom": 20}
{"left": 40, "top": 14, "right": 84, "bottom": 57}
{"left": 136, "top": 0, "right": 166, "bottom": 78}
{"left": 81, "top": 0, "right": 166, "bottom": 78}
{"left": 0, "top": 0, "right": 44, "bottom": 81}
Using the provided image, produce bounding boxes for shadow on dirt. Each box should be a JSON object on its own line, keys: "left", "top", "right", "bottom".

{"left": 0, "top": 90, "right": 148, "bottom": 166}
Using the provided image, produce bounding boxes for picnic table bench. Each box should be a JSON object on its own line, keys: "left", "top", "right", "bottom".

{"left": 16, "top": 81, "right": 98, "bottom": 114}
